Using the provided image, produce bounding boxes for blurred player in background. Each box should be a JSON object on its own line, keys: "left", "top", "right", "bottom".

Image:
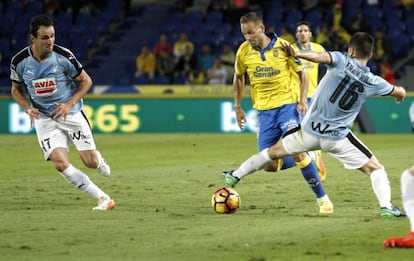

{"left": 224, "top": 12, "right": 333, "bottom": 214}
{"left": 294, "top": 21, "right": 327, "bottom": 181}
{"left": 225, "top": 32, "right": 406, "bottom": 218}
{"left": 384, "top": 166, "right": 414, "bottom": 247}
{"left": 10, "top": 15, "right": 115, "bottom": 211}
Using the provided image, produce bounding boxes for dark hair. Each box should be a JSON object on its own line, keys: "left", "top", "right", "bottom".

{"left": 349, "top": 32, "right": 374, "bottom": 58}
{"left": 30, "top": 15, "right": 54, "bottom": 37}
{"left": 240, "top": 12, "right": 263, "bottom": 24}
{"left": 296, "top": 21, "right": 311, "bottom": 31}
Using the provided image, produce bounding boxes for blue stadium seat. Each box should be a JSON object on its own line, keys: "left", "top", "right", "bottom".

{"left": 0, "top": 39, "right": 11, "bottom": 55}
{"left": 74, "top": 13, "right": 92, "bottom": 27}
{"left": 206, "top": 10, "right": 223, "bottom": 24}
{"left": 94, "top": 13, "right": 112, "bottom": 35}
{"left": 55, "top": 12, "right": 73, "bottom": 31}
{"left": 362, "top": 4, "right": 383, "bottom": 34}
{"left": 153, "top": 76, "right": 170, "bottom": 85}
{"left": 181, "top": 22, "right": 198, "bottom": 35}
{"left": 388, "top": 34, "right": 410, "bottom": 58}
{"left": 114, "top": 75, "right": 133, "bottom": 86}
{"left": 0, "top": 13, "right": 17, "bottom": 37}
{"left": 265, "top": 10, "right": 283, "bottom": 25}
{"left": 383, "top": 8, "right": 403, "bottom": 22}
{"left": 71, "top": 41, "right": 88, "bottom": 61}
{"left": 191, "top": 33, "right": 208, "bottom": 46}
{"left": 385, "top": 19, "right": 406, "bottom": 36}
{"left": 229, "top": 34, "right": 244, "bottom": 49}
{"left": 283, "top": 9, "right": 303, "bottom": 27}
{"left": 11, "top": 34, "right": 29, "bottom": 53}
{"left": 0, "top": 38, "right": 12, "bottom": 62}
{"left": 173, "top": 75, "right": 187, "bottom": 84}
{"left": 363, "top": 4, "right": 382, "bottom": 20}
{"left": 215, "top": 23, "right": 233, "bottom": 34}
{"left": 341, "top": 1, "right": 362, "bottom": 28}
{"left": 382, "top": 0, "right": 397, "bottom": 10}
{"left": 185, "top": 10, "right": 204, "bottom": 24}
{"left": 269, "top": 0, "right": 289, "bottom": 9}
{"left": 405, "top": 16, "right": 414, "bottom": 38}
{"left": 133, "top": 75, "right": 150, "bottom": 85}
{"left": 168, "top": 11, "right": 184, "bottom": 24}
{"left": 25, "top": 1, "right": 44, "bottom": 17}
{"left": 305, "top": 9, "right": 323, "bottom": 27}
{"left": 7, "top": 1, "right": 24, "bottom": 15}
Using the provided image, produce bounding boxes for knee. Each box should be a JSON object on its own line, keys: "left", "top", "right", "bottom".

{"left": 81, "top": 151, "right": 100, "bottom": 169}
{"left": 361, "top": 164, "right": 383, "bottom": 176}
{"left": 83, "top": 156, "right": 99, "bottom": 169}
{"left": 53, "top": 159, "right": 70, "bottom": 172}
{"left": 293, "top": 153, "right": 307, "bottom": 162}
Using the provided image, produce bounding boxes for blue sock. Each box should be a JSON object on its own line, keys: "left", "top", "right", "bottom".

{"left": 298, "top": 161, "right": 326, "bottom": 198}
{"left": 280, "top": 156, "right": 295, "bottom": 170}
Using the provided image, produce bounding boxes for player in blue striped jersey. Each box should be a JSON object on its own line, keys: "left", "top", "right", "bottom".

{"left": 224, "top": 32, "right": 406, "bottom": 217}
{"left": 10, "top": 15, "right": 115, "bottom": 211}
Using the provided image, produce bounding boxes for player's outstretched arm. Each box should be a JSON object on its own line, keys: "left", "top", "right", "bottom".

{"left": 297, "top": 69, "right": 308, "bottom": 116}
{"left": 280, "top": 42, "right": 331, "bottom": 64}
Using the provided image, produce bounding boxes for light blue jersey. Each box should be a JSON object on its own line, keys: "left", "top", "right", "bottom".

{"left": 302, "top": 51, "right": 394, "bottom": 140}
{"left": 10, "top": 45, "right": 83, "bottom": 118}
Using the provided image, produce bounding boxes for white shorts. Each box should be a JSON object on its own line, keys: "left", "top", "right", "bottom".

{"left": 34, "top": 111, "right": 96, "bottom": 160}
{"left": 282, "top": 127, "right": 372, "bottom": 169}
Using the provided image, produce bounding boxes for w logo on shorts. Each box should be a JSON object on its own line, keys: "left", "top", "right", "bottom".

{"left": 70, "top": 131, "right": 82, "bottom": 140}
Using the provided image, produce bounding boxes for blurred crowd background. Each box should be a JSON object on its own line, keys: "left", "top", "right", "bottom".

{"left": 1, "top": 0, "right": 414, "bottom": 91}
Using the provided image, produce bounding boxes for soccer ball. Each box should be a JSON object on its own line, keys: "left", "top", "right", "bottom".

{"left": 211, "top": 187, "right": 240, "bottom": 214}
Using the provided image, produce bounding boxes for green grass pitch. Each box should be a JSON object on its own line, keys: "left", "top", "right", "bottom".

{"left": 0, "top": 133, "right": 413, "bottom": 260}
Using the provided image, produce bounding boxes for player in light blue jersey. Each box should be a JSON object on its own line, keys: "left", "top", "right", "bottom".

{"left": 10, "top": 15, "right": 115, "bottom": 211}
{"left": 223, "top": 32, "right": 407, "bottom": 218}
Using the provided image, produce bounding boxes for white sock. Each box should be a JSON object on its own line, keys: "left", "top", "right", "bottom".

{"left": 233, "top": 149, "right": 272, "bottom": 179}
{"left": 401, "top": 169, "right": 414, "bottom": 232}
{"left": 96, "top": 150, "right": 105, "bottom": 168}
{"left": 83, "top": 182, "right": 109, "bottom": 200}
{"left": 370, "top": 168, "right": 392, "bottom": 209}
{"left": 61, "top": 164, "right": 109, "bottom": 199}
{"left": 317, "top": 194, "right": 330, "bottom": 202}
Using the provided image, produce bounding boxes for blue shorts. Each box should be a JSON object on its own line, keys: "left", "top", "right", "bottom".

{"left": 257, "top": 103, "right": 301, "bottom": 151}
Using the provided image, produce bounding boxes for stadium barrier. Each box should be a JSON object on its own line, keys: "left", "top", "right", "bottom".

{"left": 0, "top": 85, "right": 413, "bottom": 134}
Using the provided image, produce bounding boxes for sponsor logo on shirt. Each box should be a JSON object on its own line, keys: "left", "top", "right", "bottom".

{"left": 32, "top": 77, "right": 57, "bottom": 96}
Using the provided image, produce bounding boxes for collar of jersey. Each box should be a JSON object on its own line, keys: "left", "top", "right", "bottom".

{"left": 257, "top": 32, "right": 278, "bottom": 61}
{"left": 295, "top": 40, "right": 311, "bottom": 51}
{"left": 346, "top": 53, "right": 370, "bottom": 72}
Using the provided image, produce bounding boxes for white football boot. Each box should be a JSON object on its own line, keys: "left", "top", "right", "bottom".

{"left": 92, "top": 196, "right": 115, "bottom": 210}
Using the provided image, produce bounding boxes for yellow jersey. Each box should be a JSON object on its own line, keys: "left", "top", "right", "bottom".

{"left": 293, "top": 41, "right": 325, "bottom": 98}
{"left": 235, "top": 34, "right": 303, "bottom": 110}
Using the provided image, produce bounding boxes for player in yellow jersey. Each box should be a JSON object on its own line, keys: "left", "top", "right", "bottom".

{"left": 294, "top": 21, "right": 327, "bottom": 181}
{"left": 223, "top": 12, "right": 333, "bottom": 214}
